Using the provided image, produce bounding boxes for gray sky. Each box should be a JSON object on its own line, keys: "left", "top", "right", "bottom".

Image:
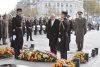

{"left": 0, "top": 0, "right": 20, "bottom": 14}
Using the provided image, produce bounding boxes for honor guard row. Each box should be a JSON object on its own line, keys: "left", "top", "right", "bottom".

{"left": 33, "top": 17, "right": 47, "bottom": 35}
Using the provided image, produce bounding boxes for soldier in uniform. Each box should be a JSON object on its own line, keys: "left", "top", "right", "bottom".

{"left": 2, "top": 14, "right": 8, "bottom": 45}
{"left": 74, "top": 11, "right": 87, "bottom": 51}
{"left": 39, "top": 17, "right": 43, "bottom": 35}
{"left": 58, "top": 11, "right": 69, "bottom": 59}
{"left": 26, "top": 17, "right": 33, "bottom": 41}
{"left": 45, "top": 17, "right": 49, "bottom": 34}
{"left": 0, "top": 15, "right": 3, "bottom": 45}
{"left": 11, "top": 8, "right": 23, "bottom": 59}
{"left": 22, "top": 16, "right": 26, "bottom": 36}
{"left": 8, "top": 15, "right": 12, "bottom": 42}
{"left": 43, "top": 17, "right": 47, "bottom": 34}
{"left": 33, "top": 17, "right": 38, "bottom": 35}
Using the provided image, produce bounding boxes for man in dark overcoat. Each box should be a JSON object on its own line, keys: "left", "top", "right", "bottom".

{"left": 11, "top": 8, "right": 23, "bottom": 59}
{"left": 0, "top": 15, "right": 3, "bottom": 45}
{"left": 26, "top": 17, "right": 33, "bottom": 41}
{"left": 47, "top": 14, "right": 60, "bottom": 55}
{"left": 75, "top": 11, "right": 87, "bottom": 51}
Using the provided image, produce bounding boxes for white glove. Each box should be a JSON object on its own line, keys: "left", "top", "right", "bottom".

{"left": 13, "top": 35, "right": 16, "bottom": 40}
{"left": 58, "top": 38, "right": 61, "bottom": 42}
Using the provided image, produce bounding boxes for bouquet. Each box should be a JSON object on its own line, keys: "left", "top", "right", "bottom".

{"left": 72, "top": 52, "right": 86, "bottom": 63}
{"left": 52, "top": 59, "right": 75, "bottom": 67}
{"left": 19, "top": 50, "right": 57, "bottom": 62}
{"left": 0, "top": 47, "right": 14, "bottom": 59}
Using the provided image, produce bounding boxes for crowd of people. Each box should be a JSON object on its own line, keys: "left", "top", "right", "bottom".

{"left": 0, "top": 8, "right": 87, "bottom": 60}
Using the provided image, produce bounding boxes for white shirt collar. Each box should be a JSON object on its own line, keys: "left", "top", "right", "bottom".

{"left": 51, "top": 19, "right": 55, "bottom": 27}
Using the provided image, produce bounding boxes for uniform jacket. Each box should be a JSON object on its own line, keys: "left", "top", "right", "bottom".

{"left": 58, "top": 18, "right": 69, "bottom": 52}
{"left": 2, "top": 19, "right": 8, "bottom": 38}
{"left": 11, "top": 15, "right": 23, "bottom": 49}
{"left": 75, "top": 18, "right": 87, "bottom": 43}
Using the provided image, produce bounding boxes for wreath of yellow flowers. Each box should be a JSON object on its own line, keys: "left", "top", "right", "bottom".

{"left": 52, "top": 59, "right": 75, "bottom": 67}
{"left": 72, "top": 52, "right": 86, "bottom": 62}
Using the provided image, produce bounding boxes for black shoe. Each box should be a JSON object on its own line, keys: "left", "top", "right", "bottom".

{"left": 30, "top": 39, "right": 34, "bottom": 41}
{"left": 77, "top": 49, "right": 82, "bottom": 52}
{"left": 3, "top": 43, "right": 7, "bottom": 45}
{"left": 15, "top": 57, "right": 19, "bottom": 60}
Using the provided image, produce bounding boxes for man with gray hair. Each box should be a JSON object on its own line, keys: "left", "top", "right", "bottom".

{"left": 47, "top": 13, "right": 60, "bottom": 55}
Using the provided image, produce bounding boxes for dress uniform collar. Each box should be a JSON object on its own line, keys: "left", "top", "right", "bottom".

{"left": 78, "top": 18, "right": 83, "bottom": 20}
{"left": 16, "top": 15, "right": 21, "bottom": 19}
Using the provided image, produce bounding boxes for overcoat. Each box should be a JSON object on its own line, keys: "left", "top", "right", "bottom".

{"left": 58, "top": 18, "right": 69, "bottom": 52}
{"left": 75, "top": 18, "right": 87, "bottom": 43}
{"left": 47, "top": 19, "right": 60, "bottom": 47}
{"left": 11, "top": 15, "right": 23, "bottom": 49}
{"left": 8, "top": 20, "right": 12, "bottom": 38}
{"left": 0, "top": 20, "right": 3, "bottom": 38}
{"left": 2, "top": 19, "right": 8, "bottom": 38}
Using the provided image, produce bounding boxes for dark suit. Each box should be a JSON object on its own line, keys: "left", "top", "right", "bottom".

{"left": 11, "top": 15, "right": 23, "bottom": 59}
{"left": 47, "top": 19, "right": 60, "bottom": 55}
{"left": 26, "top": 20, "right": 33, "bottom": 41}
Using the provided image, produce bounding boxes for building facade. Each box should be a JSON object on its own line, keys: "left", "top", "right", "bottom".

{"left": 17, "top": 0, "right": 84, "bottom": 19}
{"left": 35, "top": 0, "right": 84, "bottom": 19}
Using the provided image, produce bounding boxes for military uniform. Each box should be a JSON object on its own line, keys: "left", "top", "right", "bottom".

{"left": 2, "top": 17, "right": 8, "bottom": 45}
{"left": 58, "top": 11, "right": 69, "bottom": 60}
{"left": 11, "top": 8, "right": 23, "bottom": 59}
{"left": 43, "top": 18, "right": 47, "bottom": 34}
{"left": 39, "top": 19, "right": 43, "bottom": 35}
{"left": 33, "top": 19, "right": 38, "bottom": 35}
{"left": 75, "top": 11, "right": 87, "bottom": 51}
{"left": 0, "top": 19, "right": 3, "bottom": 45}
{"left": 8, "top": 19, "right": 12, "bottom": 42}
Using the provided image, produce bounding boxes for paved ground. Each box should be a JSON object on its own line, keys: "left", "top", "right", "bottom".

{"left": 0, "top": 30, "right": 100, "bottom": 67}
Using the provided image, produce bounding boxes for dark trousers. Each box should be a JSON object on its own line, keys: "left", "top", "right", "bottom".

{"left": 0, "top": 38, "right": 2, "bottom": 44}
{"left": 50, "top": 46, "right": 57, "bottom": 55}
{"left": 23, "top": 27, "right": 25, "bottom": 36}
{"left": 34, "top": 30, "right": 37, "bottom": 35}
{"left": 60, "top": 51, "right": 67, "bottom": 59}
{"left": 68, "top": 30, "right": 70, "bottom": 51}
{"left": 43, "top": 30, "right": 46, "bottom": 34}
{"left": 14, "top": 49, "right": 20, "bottom": 58}
{"left": 77, "top": 42, "right": 83, "bottom": 51}
{"left": 39, "top": 30, "right": 42, "bottom": 35}
{"left": 27, "top": 30, "right": 32, "bottom": 41}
